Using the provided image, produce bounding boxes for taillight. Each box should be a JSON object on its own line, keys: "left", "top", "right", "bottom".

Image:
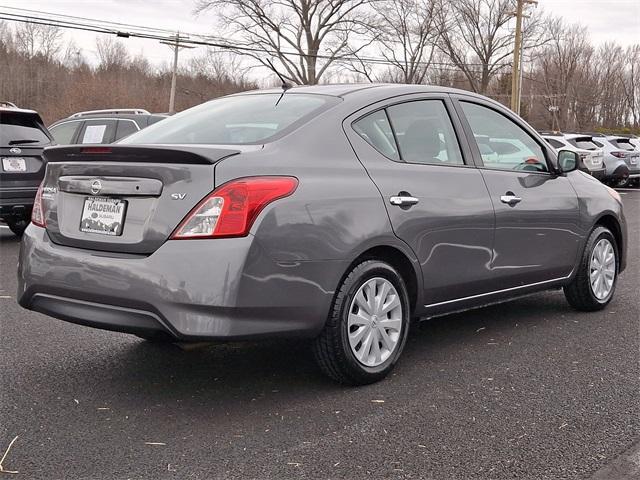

{"left": 611, "top": 151, "right": 626, "bottom": 158}
{"left": 171, "top": 176, "right": 298, "bottom": 239}
{"left": 80, "top": 147, "right": 112, "bottom": 154}
{"left": 31, "top": 182, "right": 46, "bottom": 228}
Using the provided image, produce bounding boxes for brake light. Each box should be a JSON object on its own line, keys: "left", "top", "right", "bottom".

{"left": 611, "top": 151, "right": 626, "bottom": 158}
{"left": 80, "top": 147, "right": 112, "bottom": 154}
{"left": 171, "top": 176, "right": 298, "bottom": 239}
{"left": 31, "top": 182, "right": 46, "bottom": 228}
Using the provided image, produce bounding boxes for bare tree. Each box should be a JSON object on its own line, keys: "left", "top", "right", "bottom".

{"left": 14, "top": 22, "right": 63, "bottom": 61}
{"left": 195, "top": 0, "right": 373, "bottom": 85}
{"left": 347, "top": 0, "right": 441, "bottom": 84}
{"left": 438, "top": 0, "right": 544, "bottom": 94}
{"left": 96, "top": 37, "right": 129, "bottom": 70}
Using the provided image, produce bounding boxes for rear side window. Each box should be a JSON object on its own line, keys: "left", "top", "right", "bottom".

{"left": 387, "top": 101, "right": 464, "bottom": 165}
{"left": 353, "top": 110, "right": 399, "bottom": 161}
{"left": 115, "top": 120, "right": 139, "bottom": 141}
{"left": 79, "top": 120, "right": 117, "bottom": 144}
{"left": 545, "top": 138, "right": 565, "bottom": 149}
{"left": 0, "top": 112, "right": 50, "bottom": 146}
{"left": 353, "top": 100, "right": 464, "bottom": 166}
{"left": 120, "top": 94, "right": 336, "bottom": 145}
{"left": 49, "top": 121, "right": 80, "bottom": 145}
{"left": 461, "top": 102, "right": 548, "bottom": 173}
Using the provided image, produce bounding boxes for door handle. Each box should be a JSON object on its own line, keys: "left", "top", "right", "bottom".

{"left": 500, "top": 192, "right": 522, "bottom": 206}
{"left": 390, "top": 195, "right": 419, "bottom": 207}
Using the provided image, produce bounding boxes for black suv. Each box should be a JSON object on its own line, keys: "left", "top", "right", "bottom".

{"left": 48, "top": 109, "right": 167, "bottom": 145}
{"left": 0, "top": 104, "right": 53, "bottom": 236}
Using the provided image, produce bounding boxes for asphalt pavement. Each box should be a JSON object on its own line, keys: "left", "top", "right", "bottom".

{"left": 0, "top": 189, "right": 638, "bottom": 480}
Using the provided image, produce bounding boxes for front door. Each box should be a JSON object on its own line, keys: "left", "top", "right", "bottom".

{"left": 345, "top": 96, "right": 495, "bottom": 306}
{"left": 455, "top": 97, "right": 581, "bottom": 289}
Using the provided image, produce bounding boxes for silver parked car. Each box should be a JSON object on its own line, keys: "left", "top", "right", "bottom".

{"left": 541, "top": 133, "right": 606, "bottom": 181}
{"left": 592, "top": 135, "right": 640, "bottom": 187}
{"left": 18, "top": 85, "right": 628, "bottom": 384}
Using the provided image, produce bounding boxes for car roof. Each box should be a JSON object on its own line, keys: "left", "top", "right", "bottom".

{"left": 50, "top": 113, "right": 167, "bottom": 127}
{"left": 236, "top": 83, "right": 483, "bottom": 99}
{"left": 0, "top": 106, "right": 40, "bottom": 116}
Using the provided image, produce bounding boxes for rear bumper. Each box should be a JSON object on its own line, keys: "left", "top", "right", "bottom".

{"left": 586, "top": 167, "right": 606, "bottom": 180}
{"left": 0, "top": 188, "right": 37, "bottom": 219}
{"left": 17, "top": 226, "right": 339, "bottom": 340}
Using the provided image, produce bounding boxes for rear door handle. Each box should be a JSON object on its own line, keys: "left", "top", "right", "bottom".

{"left": 389, "top": 195, "right": 419, "bottom": 207}
{"left": 500, "top": 192, "right": 522, "bottom": 206}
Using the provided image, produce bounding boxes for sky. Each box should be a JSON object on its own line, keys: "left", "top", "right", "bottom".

{"left": 0, "top": 0, "right": 638, "bottom": 69}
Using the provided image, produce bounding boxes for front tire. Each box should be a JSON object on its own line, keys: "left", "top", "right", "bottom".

{"left": 313, "top": 260, "right": 411, "bottom": 385}
{"left": 564, "top": 226, "right": 618, "bottom": 311}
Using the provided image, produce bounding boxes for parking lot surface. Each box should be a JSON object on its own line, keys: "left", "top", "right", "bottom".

{"left": 0, "top": 189, "right": 638, "bottom": 480}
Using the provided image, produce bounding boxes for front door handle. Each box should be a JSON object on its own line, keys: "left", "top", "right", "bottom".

{"left": 500, "top": 192, "right": 522, "bottom": 206}
{"left": 390, "top": 195, "right": 419, "bottom": 207}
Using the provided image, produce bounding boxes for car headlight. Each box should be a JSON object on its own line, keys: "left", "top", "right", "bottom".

{"left": 604, "top": 185, "right": 622, "bottom": 203}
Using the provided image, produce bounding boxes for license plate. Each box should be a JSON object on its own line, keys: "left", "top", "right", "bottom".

{"left": 80, "top": 197, "right": 127, "bottom": 236}
{"left": 2, "top": 157, "right": 26, "bottom": 172}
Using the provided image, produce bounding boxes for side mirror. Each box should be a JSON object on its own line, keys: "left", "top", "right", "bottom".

{"left": 558, "top": 150, "right": 579, "bottom": 173}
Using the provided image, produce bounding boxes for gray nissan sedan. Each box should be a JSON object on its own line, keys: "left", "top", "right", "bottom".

{"left": 17, "top": 84, "right": 627, "bottom": 385}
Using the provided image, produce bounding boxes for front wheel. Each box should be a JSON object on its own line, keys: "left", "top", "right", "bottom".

{"left": 564, "top": 226, "right": 618, "bottom": 311}
{"left": 313, "top": 260, "right": 411, "bottom": 385}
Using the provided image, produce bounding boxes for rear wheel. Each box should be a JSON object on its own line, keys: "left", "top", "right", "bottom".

{"left": 313, "top": 260, "right": 410, "bottom": 385}
{"left": 5, "top": 218, "right": 28, "bottom": 237}
{"left": 564, "top": 226, "right": 618, "bottom": 311}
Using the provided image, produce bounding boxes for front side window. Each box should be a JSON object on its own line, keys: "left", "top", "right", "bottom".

{"left": 115, "top": 120, "right": 139, "bottom": 141}
{"left": 120, "top": 94, "right": 336, "bottom": 145}
{"left": 461, "top": 102, "right": 548, "bottom": 173}
{"left": 49, "top": 121, "right": 80, "bottom": 145}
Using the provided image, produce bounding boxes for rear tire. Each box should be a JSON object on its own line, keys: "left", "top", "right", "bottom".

{"left": 564, "top": 226, "right": 618, "bottom": 311}
{"left": 313, "top": 260, "right": 410, "bottom": 385}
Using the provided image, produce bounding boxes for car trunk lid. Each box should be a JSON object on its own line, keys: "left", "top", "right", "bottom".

{"left": 41, "top": 145, "right": 240, "bottom": 254}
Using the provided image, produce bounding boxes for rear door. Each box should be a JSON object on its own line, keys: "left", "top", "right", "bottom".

{"left": 345, "top": 94, "right": 495, "bottom": 305}
{"left": 453, "top": 95, "right": 580, "bottom": 288}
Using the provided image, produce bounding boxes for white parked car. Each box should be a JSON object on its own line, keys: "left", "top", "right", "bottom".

{"left": 591, "top": 135, "right": 640, "bottom": 187}
{"left": 541, "top": 133, "right": 605, "bottom": 181}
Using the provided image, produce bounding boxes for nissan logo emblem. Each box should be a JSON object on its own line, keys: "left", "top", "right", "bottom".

{"left": 91, "top": 180, "right": 102, "bottom": 195}
{"left": 9, "top": 147, "right": 21, "bottom": 154}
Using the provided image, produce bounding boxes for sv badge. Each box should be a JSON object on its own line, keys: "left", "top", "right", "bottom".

{"left": 171, "top": 193, "right": 187, "bottom": 200}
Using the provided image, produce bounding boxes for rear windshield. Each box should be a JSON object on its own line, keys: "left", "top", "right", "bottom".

{"left": 567, "top": 137, "right": 599, "bottom": 150}
{"left": 120, "top": 93, "right": 337, "bottom": 145}
{"left": 609, "top": 138, "right": 636, "bottom": 151}
{"left": 0, "top": 112, "right": 51, "bottom": 146}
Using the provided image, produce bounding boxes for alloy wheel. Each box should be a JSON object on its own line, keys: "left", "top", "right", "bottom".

{"left": 589, "top": 238, "right": 616, "bottom": 301}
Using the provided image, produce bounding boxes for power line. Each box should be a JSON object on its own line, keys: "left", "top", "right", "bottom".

{"left": 0, "top": 7, "right": 513, "bottom": 73}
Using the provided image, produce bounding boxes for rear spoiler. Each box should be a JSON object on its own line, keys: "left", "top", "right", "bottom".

{"left": 43, "top": 145, "right": 240, "bottom": 165}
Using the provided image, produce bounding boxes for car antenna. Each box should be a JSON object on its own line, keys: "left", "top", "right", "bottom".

{"left": 266, "top": 59, "right": 292, "bottom": 106}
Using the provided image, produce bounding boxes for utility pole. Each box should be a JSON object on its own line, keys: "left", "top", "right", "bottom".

{"left": 510, "top": 0, "right": 537, "bottom": 114}
{"left": 160, "top": 33, "right": 195, "bottom": 114}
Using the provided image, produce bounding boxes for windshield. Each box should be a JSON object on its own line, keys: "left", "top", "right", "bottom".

{"left": 0, "top": 113, "right": 50, "bottom": 146}
{"left": 120, "top": 93, "right": 337, "bottom": 145}
{"left": 568, "top": 138, "right": 599, "bottom": 150}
